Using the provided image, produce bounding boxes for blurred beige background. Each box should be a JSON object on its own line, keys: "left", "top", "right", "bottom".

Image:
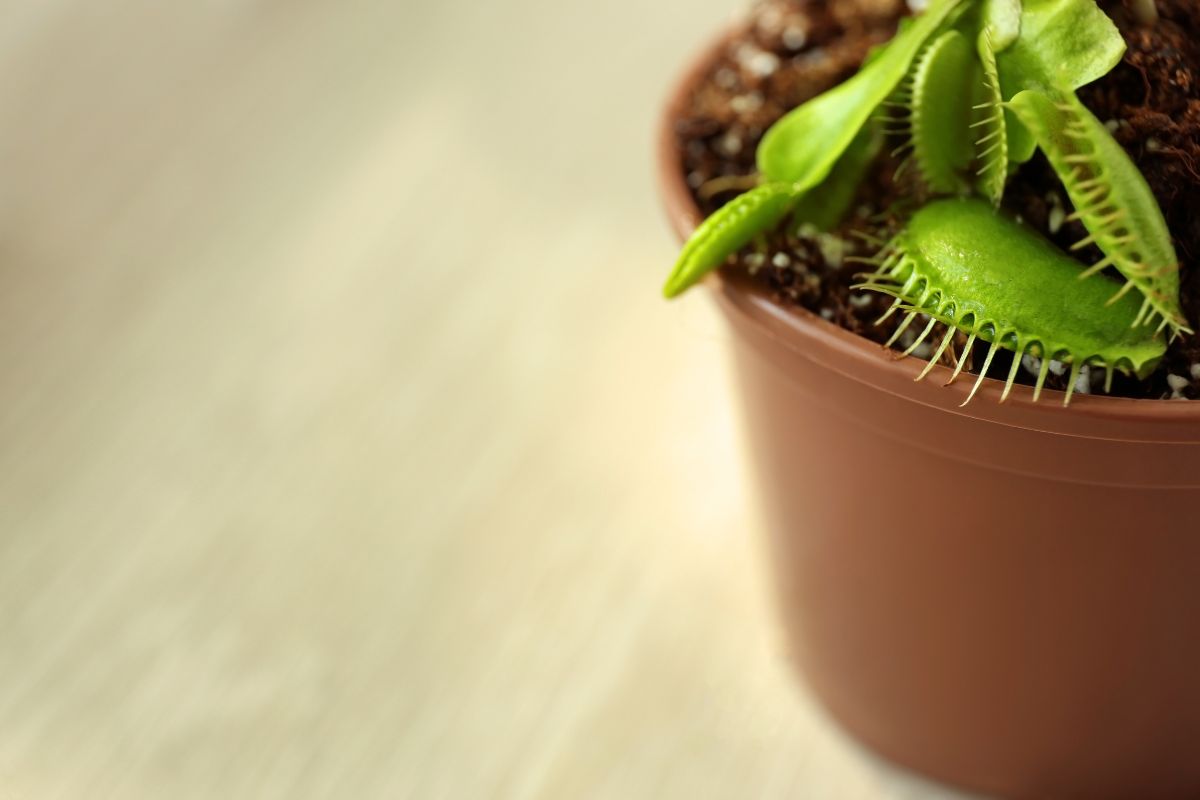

{"left": 0, "top": 1, "right": 972, "bottom": 798}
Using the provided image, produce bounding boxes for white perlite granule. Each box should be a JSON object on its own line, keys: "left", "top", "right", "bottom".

{"left": 1023, "top": 355, "right": 1092, "bottom": 394}
{"left": 911, "top": 340, "right": 933, "bottom": 360}
{"left": 1048, "top": 205, "right": 1066, "bottom": 235}
{"left": 782, "top": 25, "right": 808, "bottom": 51}
{"left": 716, "top": 131, "right": 743, "bottom": 157}
{"left": 849, "top": 292, "right": 874, "bottom": 309}
{"left": 1047, "top": 359, "right": 1068, "bottom": 377}
{"left": 1171, "top": 374, "right": 1190, "bottom": 400}
{"left": 1167, "top": 374, "right": 1190, "bottom": 392}
{"left": 736, "top": 44, "right": 780, "bottom": 77}
{"left": 1021, "top": 353, "right": 1042, "bottom": 377}
{"left": 1167, "top": 374, "right": 1190, "bottom": 400}
{"left": 1075, "top": 366, "right": 1091, "bottom": 395}
{"left": 817, "top": 234, "right": 846, "bottom": 269}
{"left": 729, "top": 93, "right": 764, "bottom": 114}
{"left": 1045, "top": 190, "right": 1066, "bottom": 234}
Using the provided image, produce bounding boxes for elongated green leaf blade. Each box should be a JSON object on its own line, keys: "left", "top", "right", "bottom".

{"left": 756, "top": 0, "right": 964, "bottom": 187}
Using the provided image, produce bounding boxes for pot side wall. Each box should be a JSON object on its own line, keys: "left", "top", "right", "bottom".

{"left": 660, "top": 22, "right": 1200, "bottom": 800}
{"left": 725, "top": 289, "right": 1200, "bottom": 797}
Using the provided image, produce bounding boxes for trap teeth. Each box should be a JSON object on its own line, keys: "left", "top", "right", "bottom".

{"left": 857, "top": 199, "right": 1166, "bottom": 404}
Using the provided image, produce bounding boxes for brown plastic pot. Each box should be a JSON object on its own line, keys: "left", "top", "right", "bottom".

{"left": 659, "top": 27, "right": 1200, "bottom": 800}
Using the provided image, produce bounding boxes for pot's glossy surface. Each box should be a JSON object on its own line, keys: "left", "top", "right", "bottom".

{"left": 660, "top": 26, "right": 1200, "bottom": 800}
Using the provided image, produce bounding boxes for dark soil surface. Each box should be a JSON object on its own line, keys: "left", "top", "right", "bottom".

{"left": 674, "top": 0, "right": 1200, "bottom": 400}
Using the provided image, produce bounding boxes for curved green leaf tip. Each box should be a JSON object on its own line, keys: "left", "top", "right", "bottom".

{"left": 662, "top": 182, "right": 795, "bottom": 299}
{"left": 664, "top": 127, "right": 882, "bottom": 300}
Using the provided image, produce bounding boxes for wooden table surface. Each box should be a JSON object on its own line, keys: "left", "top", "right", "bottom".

{"left": 0, "top": 1, "right": 976, "bottom": 797}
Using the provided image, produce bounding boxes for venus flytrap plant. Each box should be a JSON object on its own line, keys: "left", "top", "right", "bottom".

{"left": 755, "top": 0, "right": 966, "bottom": 186}
{"left": 981, "top": 0, "right": 1021, "bottom": 50}
{"left": 992, "top": 0, "right": 1188, "bottom": 333}
{"left": 993, "top": 0, "right": 1125, "bottom": 165}
{"left": 972, "top": 30, "right": 1008, "bottom": 204}
{"left": 662, "top": 126, "right": 884, "bottom": 299}
{"left": 890, "top": 30, "right": 977, "bottom": 196}
{"left": 995, "top": 0, "right": 1125, "bottom": 98}
{"left": 664, "top": 0, "right": 1188, "bottom": 404}
{"left": 855, "top": 199, "right": 1165, "bottom": 406}
{"left": 1006, "top": 90, "right": 1187, "bottom": 333}
{"left": 663, "top": 0, "right": 965, "bottom": 298}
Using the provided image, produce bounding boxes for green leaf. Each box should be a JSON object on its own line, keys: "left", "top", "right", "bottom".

{"left": 996, "top": 0, "right": 1125, "bottom": 95}
{"left": 664, "top": 129, "right": 883, "bottom": 298}
{"left": 662, "top": 182, "right": 797, "bottom": 298}
{"left": 1007, "top": 89, "right": 1187, "bottom": 333}
{"left": 910, "top": 29, "right": 977, "bottom": 195}
{"left": 866, "top": 198, "right": 1166, "bottom": 404}
{"left": 994, "top": 0, "right": 1124, "bottom": 165}
{"left": 973, "top": 30, "right": 1008, "bottom": 202}
{"left": 982, "top": 0, "right": 1022, "bottom": 52}
{"left": 1006, "top": 110, "right": 1038, "bottom": 164}
{"left": 791, "top": 125, "right": 881, "bottom": 231}
{"left": 756, "top": 0, "right": 964, "bottom": 188}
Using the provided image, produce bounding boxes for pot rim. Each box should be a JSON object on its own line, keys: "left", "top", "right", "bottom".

{"left": 657, "top": 24, "right": 1200, "bottom": 443}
